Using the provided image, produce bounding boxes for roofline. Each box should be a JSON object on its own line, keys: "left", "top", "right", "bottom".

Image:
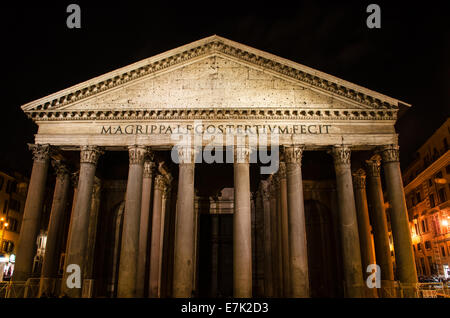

{"left": 21, "top": 35, "right": 410, "bottom": 111}
{"left": 404, "top": 150, "right": 450, "bottom": 194}
{"left": 403, "top": 117, "right": 450, "bottom": 172}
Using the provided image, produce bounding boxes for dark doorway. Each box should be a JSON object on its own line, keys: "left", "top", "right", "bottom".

{"left": 198, "top": 214, "right": 233, "bottom": 297}
{"left": 305, "top": 199, "right": 339, "bottom": 297}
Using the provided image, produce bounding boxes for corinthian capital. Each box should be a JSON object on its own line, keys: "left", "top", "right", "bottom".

{"left": 352, "top": 169, "right": 366, "bottom": 189}
{"left": 80, "top": 146, "right": 104, "bottom": 165}
{"left": 143, "top": 161, "right": 156, "bottom": 178}
{"left": 329, "top": 146, "right": 351, "bottom": 166}
{"left": 51, "top": 160, "right": 70, "bottom": 180}
{"left": 272, "top": 174, "right": 280, "bottom": 191}
{"left": 278, "top": 162, "right": 286, "bottom": 179}
{"left": 234, "top": 145, "right": 252, "bottom": 164}
{"left": 154, "top": 174, "right": 167, "bottom": 191}
{"left": 162, "top": 184, "right": 171, "bottom": 200}
{"left": 128, "top": 145, "right": 147, "bottom": 165}
{"left": 176, "top": 146, "right": 197, "bottom": 164}
{"left": 146, "top": 149, "right": 155, "bottom": 162}
{"left": 260, "top": 180, "right": 270, "bottom": 200}
{"left": 269, "top": 176, "right": 277, "bottom": 197}
{"left": 93, "top": 177, "right": 102, "bottom": 195}
{"left": 284, "top": 145, "right": 304, "bottom": 164}
{"left": 29, "top": 144, "right": 51, "bottom": 163}
{"left": 365, "top": 155, "right": 381, "bottom": 177}
{"left": 379, "top": 144, "right": 400, "bottom": 163}
{"left": 71, "top": 171, "right": 79, "bottom": 188}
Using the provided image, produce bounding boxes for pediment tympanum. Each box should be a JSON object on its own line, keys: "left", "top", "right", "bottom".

{"left": 60, "top": 55, "right": 355, "bottom": 112}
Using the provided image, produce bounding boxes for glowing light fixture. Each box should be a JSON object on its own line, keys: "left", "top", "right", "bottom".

{"left": 434, "top": 178, "right": 448, "bottom": 184}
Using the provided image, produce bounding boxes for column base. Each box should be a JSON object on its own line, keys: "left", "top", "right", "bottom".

{"left": 377, "top": 280, "right": 397, "bottom": 298}
{"left": 399, "top": 282, "right": 418, "bottom": 298}
{"left": 361, "top": 286, "right": 379, "bottom": 298}
{"left": 344, "top": 284, "right": 366, "bottom": 298}
{"left": 38, "top": 277, "right": 58, "bottom": 297}
{"left": 82, "top": 279, "right": 95, "bottom": 298}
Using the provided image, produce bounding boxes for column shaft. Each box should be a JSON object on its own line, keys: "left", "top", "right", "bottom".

{"left": 278, "top": 163, "right": 290, "bottom": 296}
{"left": 83, "top": 177, "right": 101, "bottom": 297}
{"left": 380, "top": 145, "right": 417, "bottom": 296}
{"left": 136, "top": 159, "right": 155, "bottom": 297}
{"left": 149, "top": 175, "right": 165, "bottom": 297}
{"left": 275, "top": 176, "right": 284, "bottom": 295}
{"left": 14, "top": 144, "right": 51, "bottom": 282}
{"left": 366, "top": 156, "right": 395, "bottom": 284}
{"left": 117, "top": 146, "right": 146, "bottom": 297}
{"left": 173, "top": 145, "right": 196, "bottom": 297}
{"left": 284, "top": 146, "right": 309, "bottom": 297}
{"left": 261, "top": 181, "right": 274, "bottom": 297}
{"left": 63, "top": 173, "right": 78, "bottom": 281}
{"left": 211, "top": 214, "right": 219, "bottom": 297}
{"left": 159, "top": 184, "right": 171, "bottom": 296}
{"left": 39, "top": 160, "right": 70, "bottom": 296}
{"left": 352, "top": 169, "right": 378, "bottom": 297}
{"left": 62, "top": 146, "right": 102, "bottom": 298}
{"left": 331, "top": 146, "right": 364, "bottom": 298}
{"left": 233, "top": 146, "right": 252, "bottom": 298}
{"left": 269, "top": 180, "right": 280, "bottom": 297}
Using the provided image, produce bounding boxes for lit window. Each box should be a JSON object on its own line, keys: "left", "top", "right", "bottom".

{"left": 2, "top": 200, "right": 8, "bottom": 214}
{"left": 416, "top": 192, "right": 421, "bottom": 203}
{"left": 422, "top": 219, "right": 428, "bottom": 232}
{"left": 429, "top": 194, "right": 436, "bottom": 208}
{"left": 438, "top": 188, "right": 447, "bottom": 203}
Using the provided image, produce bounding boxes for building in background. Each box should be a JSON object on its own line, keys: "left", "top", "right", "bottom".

{"left": 403, "top": 118, "right": 450, "bottom": 281}
{"left": 0, "top": 171, "right": 29, "bottom": 281}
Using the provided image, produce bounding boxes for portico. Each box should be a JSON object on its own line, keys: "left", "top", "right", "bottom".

{"left": 15, "top": 35, "right": 416, "bottom": 298}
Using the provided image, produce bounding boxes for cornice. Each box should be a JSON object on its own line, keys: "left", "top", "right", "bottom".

{"left": 26, "top": 107, "right": 397, "bottom": 122}
{"left": 404, "top": 150, "right": 450, "bottom": 195}
{"left": 21, "top": 36, "right": 407, "bottom": 118}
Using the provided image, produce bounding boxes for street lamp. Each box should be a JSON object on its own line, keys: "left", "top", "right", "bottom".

{"left": 0, "top": 218, "right": 8, "bottom": 253}
{"left": 443, "top": 219, "right": 449, "bottom": 227}
{"left": 434, "top": 178, "right": 448, "bottom": 185}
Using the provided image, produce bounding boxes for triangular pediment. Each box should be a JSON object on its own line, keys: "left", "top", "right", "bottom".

{"left": 58, "top": 54, "right": 366, "bottom": 112}
{"left": 21, "top": 35, "right": 409, "bottom": 120}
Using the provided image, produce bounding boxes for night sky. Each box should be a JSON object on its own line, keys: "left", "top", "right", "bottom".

{"left": 2, "top": 1, "right": 449, "bottom": 177}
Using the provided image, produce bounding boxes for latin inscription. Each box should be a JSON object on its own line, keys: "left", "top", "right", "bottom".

{"left": 100, "top": 124, "right": 332, "bottom": 135}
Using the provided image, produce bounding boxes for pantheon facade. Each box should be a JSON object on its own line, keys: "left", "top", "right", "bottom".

{"left": 14, "top": 36, "right": 417, "bottom": 298}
